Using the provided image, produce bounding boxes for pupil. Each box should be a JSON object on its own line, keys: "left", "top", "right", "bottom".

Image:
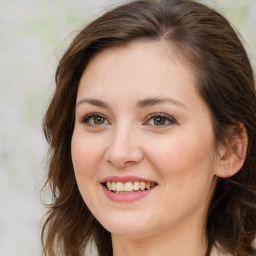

{"left": 94, "top": 116, "right": 104, "bottom": 124}
{"left": 154, "top": 117, "right": 165, "bottom": 125}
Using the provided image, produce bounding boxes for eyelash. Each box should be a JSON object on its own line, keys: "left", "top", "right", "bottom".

{"left": 81, "top": 112, "right": 176, "bottom": 127}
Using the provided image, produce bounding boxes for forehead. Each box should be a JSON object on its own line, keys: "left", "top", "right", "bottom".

{"left": 78, "top": 41, "right": 198, "bottom": 97}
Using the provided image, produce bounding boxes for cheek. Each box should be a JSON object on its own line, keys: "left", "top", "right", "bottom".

{"left": 146, "top": 131, "right": 216, "bottom": 184}
{"left": 148, "top": 135, "right": 216, "bottom": 218}
{"left": 71, "top": 132, "right": 104, "bottom": 177}
{"left": 71, "top": 132, "right": 103, "bottom": 209}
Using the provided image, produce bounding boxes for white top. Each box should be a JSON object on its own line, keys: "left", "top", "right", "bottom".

{"left": 211, "top": 247, "right": 231, "bottom": 256}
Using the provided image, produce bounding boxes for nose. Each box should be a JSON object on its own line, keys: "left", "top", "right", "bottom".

{"left": 104, "top": 125, "right": 143, "bottom": 168}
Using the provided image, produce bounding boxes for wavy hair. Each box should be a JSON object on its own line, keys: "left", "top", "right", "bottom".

{"left": 41, "top": 0, "right": 256, "bottom": 255}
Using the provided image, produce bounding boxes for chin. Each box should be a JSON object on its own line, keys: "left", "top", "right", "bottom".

{"left": 97, "top": 213, "right": 157, "bottom": 238}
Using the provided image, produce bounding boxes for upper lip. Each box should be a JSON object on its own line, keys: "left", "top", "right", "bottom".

{"left": 101, "top": 175, "right": 157, "bottom": 184}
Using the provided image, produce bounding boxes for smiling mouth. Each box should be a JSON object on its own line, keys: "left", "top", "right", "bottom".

{"left": 104, "top": 181, "right": 157, "bottom": 194}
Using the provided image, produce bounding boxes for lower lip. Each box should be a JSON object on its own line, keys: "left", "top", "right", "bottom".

{"left": 102, "top": 185, "right": 156, "bottom": 202}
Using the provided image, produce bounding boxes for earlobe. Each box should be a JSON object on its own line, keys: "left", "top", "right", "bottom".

{"left": 214, "top": 123, "right": 248, "bottom": 178}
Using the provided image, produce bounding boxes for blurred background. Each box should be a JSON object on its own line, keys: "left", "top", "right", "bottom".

{"left": 0, "top": 0, "right": 255, "bottom": 255}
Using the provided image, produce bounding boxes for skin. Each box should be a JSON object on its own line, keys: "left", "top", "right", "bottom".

{"left": 71, "top": 41, "right": 221, "bottom": 256}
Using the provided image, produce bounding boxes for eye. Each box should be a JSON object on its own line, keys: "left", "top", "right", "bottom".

{"left": 82, "top": 113, "right": 109, "bottom": 126}
{"left": 145, "top": 113, "right": 176, "bottom": 127}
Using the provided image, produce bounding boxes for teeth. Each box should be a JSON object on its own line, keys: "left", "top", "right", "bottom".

{"left": 133, "top": 181, "right": 140, "bottom": 191}
{"left": 105, "top": 181, "right": 155, "bottom": 192}
{"left": 140, "top": 182, "right": 146, "bottom": 190}
{"left": 106, "top": 181, "right": 112, "bottom": 190}
{"left": 116, "top": 182, "right": 124, "bottom": 192}
{"left": 124, "top": 182, "right": 133, "bottom": 191}
{"left": 111, "top": 181, "right": 116, "bottom": 191}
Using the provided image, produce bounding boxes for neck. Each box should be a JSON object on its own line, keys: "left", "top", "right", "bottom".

{"left": 112, "top": 217, "right": 208, "bottom": 256}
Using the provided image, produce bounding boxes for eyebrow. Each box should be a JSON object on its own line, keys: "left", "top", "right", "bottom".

{"left": 136, "top": 97, "right": 188, "bottom": 109}
{"left": 76, "top": 97, "right": 187, "bottom": 109}
{"left": 76, "top": 98, "right": 110, "bottom": 108}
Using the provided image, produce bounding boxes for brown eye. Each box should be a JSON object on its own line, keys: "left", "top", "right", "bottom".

{"left": 153, "top": 117, "right": 166, "bottom": 125}
{"left": 145, "top": 113, "right": 176, "bottom": 127}
{"left": 82, "top": 113, "right": 109, "bottom": 126}
{"left": 94, "top": 116, "right": 105, "bottom": 124}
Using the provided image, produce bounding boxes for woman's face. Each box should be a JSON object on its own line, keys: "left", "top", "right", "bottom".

{"left": 71, "top": 41, "right": 219, "bottom": 239}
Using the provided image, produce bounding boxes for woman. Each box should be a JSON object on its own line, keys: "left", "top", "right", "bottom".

{"left": 41, "top": 0, "right": 256, "bottom": 255}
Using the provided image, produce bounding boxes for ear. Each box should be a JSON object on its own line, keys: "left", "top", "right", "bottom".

{"left": 214, "top": 123, "right": 248, "bottom": 178}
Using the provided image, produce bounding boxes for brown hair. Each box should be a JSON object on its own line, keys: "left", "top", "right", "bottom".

{"left": 42, "top": 0, "right": 256, "bottom": 255}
